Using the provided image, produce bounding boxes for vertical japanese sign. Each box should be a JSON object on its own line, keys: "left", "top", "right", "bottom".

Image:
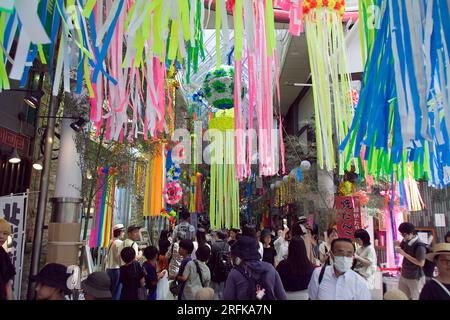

{"left": 335, "top": 196, "right": 362, "bottom": 239}
{"left": 0, "top": 194, "right": 28, "bottom": 300}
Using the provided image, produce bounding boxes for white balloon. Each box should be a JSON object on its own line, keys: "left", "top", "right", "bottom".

{"left": 300, "top": 160, "right": 311, "bottom": 171}
{"left": 270, "top": 183, "right": 275, "bottom": 190}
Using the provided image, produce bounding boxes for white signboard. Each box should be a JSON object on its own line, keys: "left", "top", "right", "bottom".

{"left": 0, "top": 194, "right": 28, "bottom": 300}
{"left": 435, "top": 214, "right": 446, "bottom": 227}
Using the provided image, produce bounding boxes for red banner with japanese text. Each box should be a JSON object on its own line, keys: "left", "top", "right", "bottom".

{"left": 335, "top": 196, "right": 362, "bottom": 239}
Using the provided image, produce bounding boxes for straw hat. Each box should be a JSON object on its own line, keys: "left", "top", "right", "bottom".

{"left": 426, "top": 243, "right": 450, "bottom": 261}
{"left": 384, "top": 289, "right": 408, "bottom": 300}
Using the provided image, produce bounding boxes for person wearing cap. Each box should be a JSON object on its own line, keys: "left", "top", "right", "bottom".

{"left": 81, "top": 272, "right": 113, "bottom": 300}
{"left": 395, "top": 222, "right": 426, "bottom": 300}
{"left": 261, "top": 229, "right": 277, "bottom": 266}
{"left": 121, "top": 225, "right": 142, "bottom": 260}
{"left": 32, "top": 263, "right": 71, "bottom": 300}
{"left": 208, "top": 230, "right": 231, "bottom": 300}
{"left": 223, "top": 236, "right": 286, "bottom": 300}
{"left": 419, "top": 243, "right": 450, "bottom": 300}
{"left": 0, "top": 218, "right": 15, "bottom": 300}
{"left": 104, "top": 224, "right": 124, "bottom": 300}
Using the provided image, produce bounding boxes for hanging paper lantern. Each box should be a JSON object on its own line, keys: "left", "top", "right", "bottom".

{"left": 283, "top": 175, "right": 290, "bottom": 184}
{"left": 275, "top": 181, "right": 283, "bottom": 189}
{"left": 163, "top": 182, "right": 183, "bottom": 205}
{"left": 300, "top": 160, "right": 311, "bottom": 171}
{"left": 270, "top": 183, "right": 275, "bottom": 191}
{"left": 202, "top": 65, "right": 244, "bottom": 110}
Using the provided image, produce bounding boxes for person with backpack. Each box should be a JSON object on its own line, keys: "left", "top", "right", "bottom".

{"left": 173, "top": 208, "right": 196, "bottom": 242}
{"left": 121, "top": 225, "right": 142, "bottom": 260}
{"left": 173, "top": 239, "right": 194, "bottom": 300}
{"left": 395, "top": 222, "right": 427, "bottom": 300}
{"left": 223, "top": 236, "right": 287, "bottom": 300}
{"left": 419, "top": 243, "right": 450, "bottom": 300}
{"left": 104, "top": 224, "right": 124, "bottom": 300}
{"left": 308, "top": 238, "right": 371, "bottom": 300}
{"left": 180, "top": 245, "right": 212, "bottom": 300}
{"left": 209, "top": 230, "right": 232, "bottom": 300}
{"left": 119, "top": 247, "right": 145, "bottom": 300}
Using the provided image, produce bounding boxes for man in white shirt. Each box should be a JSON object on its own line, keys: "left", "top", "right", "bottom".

{"left": 308, "top": 238, "right": 371, "bottom": 300}
{"left": 105, "top": 224, "right": 124, "bottom": 300}
{"left": 121, "top": 226, "right": 141, "bottom": 259}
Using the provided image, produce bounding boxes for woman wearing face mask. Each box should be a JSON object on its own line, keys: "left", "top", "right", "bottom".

{"left": 353, "top": 229, "right": 377, "bottom": 290}
{"left": 308, "top": 238, "right": 371, "bottom": 300}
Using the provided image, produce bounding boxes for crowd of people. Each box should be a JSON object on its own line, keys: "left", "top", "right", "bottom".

{"left": 1, "top": 213, "right": 450, "bottom": 300}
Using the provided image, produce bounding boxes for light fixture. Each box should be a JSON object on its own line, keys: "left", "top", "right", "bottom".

{"left": 70, "top": 117, "right": 87, "bottom": 132}
{"left": 8, "top": 148, "right": 21, "bottom": 164}
{"left": 24, "top": 89, "right": 45, "bottom": 108}
{"left": 32, "top": 159, "right": 43, "bottom": 171}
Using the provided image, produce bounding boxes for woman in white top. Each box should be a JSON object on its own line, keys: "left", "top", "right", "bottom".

{"left": 318, "top": 228, "right": 339, "bottom": 265}
{"left": 353, "top": 229, "right": 377, "bottom": 290}
{"left": 191, "top": 228, "right": 211, "bottom": 260}
{"left": 274, "top": 227, "right": 290, "bottom": 266}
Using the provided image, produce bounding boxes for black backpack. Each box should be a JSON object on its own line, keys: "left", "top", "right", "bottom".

{"left": 414, "top": 242, "right": 435, "bottom": 277}
{"left": 211, "top": 243, "right": 232, "bottom": 282}
{"left": 235, "top": 265, "right": 274, "bottom": 300}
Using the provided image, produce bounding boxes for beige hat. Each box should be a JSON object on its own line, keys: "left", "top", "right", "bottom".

{"left": 426, "top": 243, "right": 450, "bottom": 261}
{"left": 113, "top": 224, "right": 124, "bottom": 231}
{"left": 384, "top": 289, "right": 408, "bottom": 300}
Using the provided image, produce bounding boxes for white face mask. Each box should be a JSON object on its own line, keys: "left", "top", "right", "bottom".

{"left": 334, "top": 256, "right": 353, "bottom": 273}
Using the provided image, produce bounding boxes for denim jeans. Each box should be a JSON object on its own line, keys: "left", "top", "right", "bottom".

{"left": 106, "top": 268, "right": 122, "bottom": 300}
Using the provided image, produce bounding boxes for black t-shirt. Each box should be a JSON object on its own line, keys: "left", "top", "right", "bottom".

{"left": 143, "top": 261, "right": 158, "bottom": 296}
{"left": 419, "top": 279, "right": 450, "bottom": 300}
{"left": 0, "top": 247, "right": 16, "bottom": 300}
{"left": 262, "top": 247, "right": 277, "bottom": 266}
{"left": 119, "top": 261, "right": 144, "bottom": 300}
{"left": 276, "top": 260, "right": 313, "bottom": 292}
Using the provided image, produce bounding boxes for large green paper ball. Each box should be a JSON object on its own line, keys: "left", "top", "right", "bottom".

{"left": 202, "top": 65, "right": 235, "bottom": 110}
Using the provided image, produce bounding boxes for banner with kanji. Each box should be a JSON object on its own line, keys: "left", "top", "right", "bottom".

{"left": 0, "top": 193, "right": 28, "bottom": 300}
{"left": 335, "top": 196, "right": 362, "bottom": 239}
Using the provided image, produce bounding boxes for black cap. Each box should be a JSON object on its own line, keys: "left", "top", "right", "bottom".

{"left": 30, "top": 263, "right": 72, "bottom": 295}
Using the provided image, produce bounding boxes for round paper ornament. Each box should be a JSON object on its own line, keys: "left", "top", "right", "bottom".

{"left": 166, "top": 163, "right": 181, "bottom": 183}
{"left": 163, "top": 182, "right": 183, "bottom": 205}
{"left": 202, "top": 65, "right": 245, "bottom": 110}
{"left": 270, "top": 183, "right": 275, "bottom": 191}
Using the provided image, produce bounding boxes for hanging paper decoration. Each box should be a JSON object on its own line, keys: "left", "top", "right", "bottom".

{"left": 163, "top": 181, "right": 183, "bottom": 205}
{"left": 144, "top": 142, "right": 165, "bottom": 217}
{"left": 89, "top": 166, "right": 116, "bottom": 248}
{"left": 302, "top": 0, "right": 353, "bottom": 174}
{"left": 341, "top": 0, "right": 450, "bottom": 188}
{"left": 0, "top": 0, "right": 207, "bottom": 143}
{"left": 233, "top": 0, "right": 285, "bottom": 180}
{"left": 202, "top": 65, "right": 236, "bottom": 110}
{"left": 209, "top": 110, "right": 240, "bottom": 230}
{"left": 165, "top": 148, "right": 181, "bottom": 183}
{"left": 189, "top": 172, "right": 203, "bottom": 214}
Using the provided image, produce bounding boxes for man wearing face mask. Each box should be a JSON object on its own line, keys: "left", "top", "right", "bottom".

{"left": 395, "top": 222, "right": 427, "bottom": 300}
{"left": 308, "top": 238, "right": 371, "bottom": 300}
